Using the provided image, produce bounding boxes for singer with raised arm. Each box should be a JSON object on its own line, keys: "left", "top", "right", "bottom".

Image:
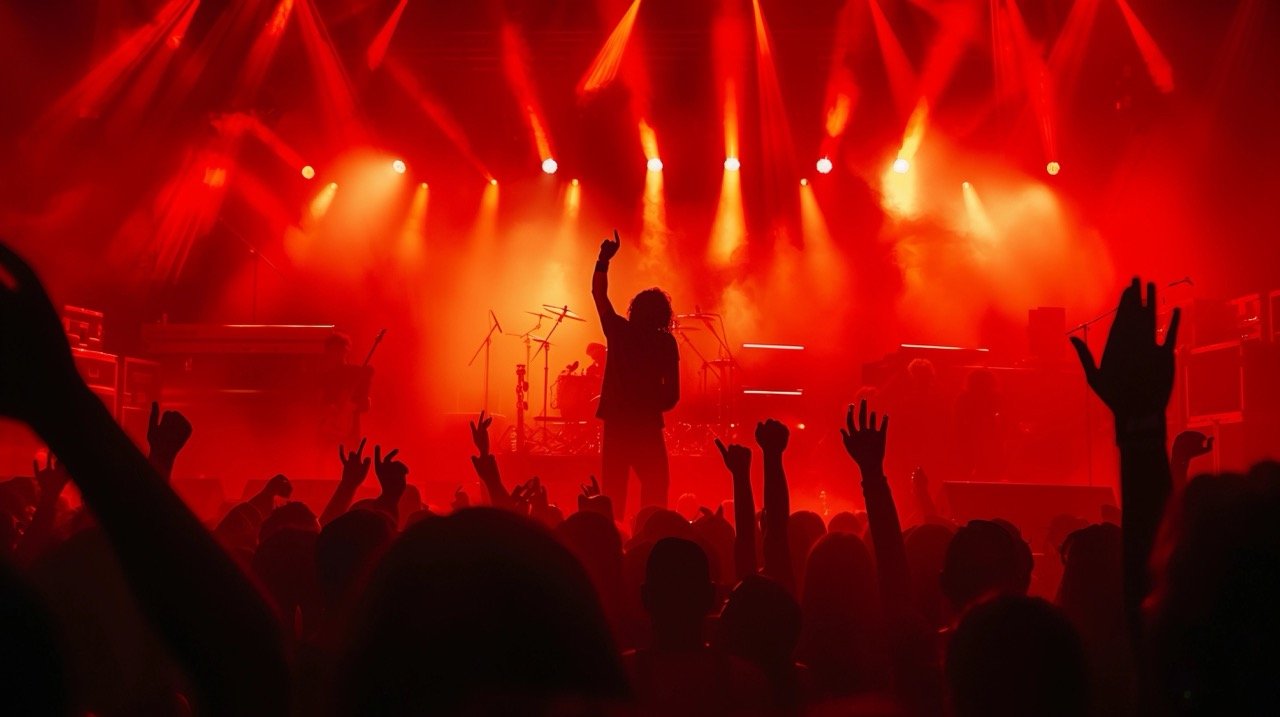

{"left": 592, "top": 230, "right": 680, "bottom": 518}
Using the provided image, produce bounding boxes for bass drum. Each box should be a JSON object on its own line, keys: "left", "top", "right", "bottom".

{"left": 553, "top": 374, "right": 600, "bottom": 420}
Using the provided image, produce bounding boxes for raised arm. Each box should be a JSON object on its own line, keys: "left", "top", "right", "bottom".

{"left": 147, "top": 401, "right": 192, "bottom": 483}
{"left": 469, "top": 411, "right": 513, "bottom": 510}
{"left": 0, "top": 243, "right": 288, "bottom": 715}
{"left": 371, "top": 445, "right": 408, "bottom": 519}
{"left": 1070, "top": 277, "right": 1180, "bottom": 642}
{"left": 842, "top": 399, "right": 910, "bottom": 614}
{"left": 1170, "top": 429, "right": 1212, "bottom": 488}
{"left": 756, "top": 419, "right": 794, "bottom": 593}
{"left": 592, "top": 230, "right": 621, "bottom": 323}
{"left": 911, "top": 466, "right": 942, "bottom": 523}
{"left": 716, "top": 438, "right": 757, "bottom": 580}
{"left": 320, "top": 437, "right": 371, "bottom": 525}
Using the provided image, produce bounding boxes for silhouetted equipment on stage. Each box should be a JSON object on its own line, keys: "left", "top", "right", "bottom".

{"left": 142, "top": 323, "right": 337, "bottom": 358}
{"left": 141, "top": 323, "right": 337, "bottom": 401}
{"left": 672, "top": 311, "right": 737, "bottom": 438}
{"left": 54, "top": 306, "right": 161, "bottom": 449}
{"left": 72, "top": 348, "right": 119, "bottom": 419}
{"left": 554, "top": 373, "right": 599, "bottom": 420}
{"left": 1182, "top": 338, "right": 1280, "bottom": 473}
{"left": 502, "top": 303, "right": 594, "bottom": 455}
{"left": 62, "top": 305, "right": 105, "bottom": 351}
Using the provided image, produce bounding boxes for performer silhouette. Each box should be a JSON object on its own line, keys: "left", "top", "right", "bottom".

{"left": 591, "top": 230, "right": 680, "bottom": 518}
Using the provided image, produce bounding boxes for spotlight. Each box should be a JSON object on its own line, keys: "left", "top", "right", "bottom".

{"left": 647, "top": 157, "right": 664, "bottom": 172}
{"left": 542, "top": 158, "right": 558, "bottom": 175}
{"left": 489, "top": 178, "right": 498, "bottom": 186}
{"left": 962, "top": 181, "right": 971, "bottom": 188}
{"left": 724, "top": 157, "right": 741, "bottom": 171}
{"left": 892, "top": 158, "right": 910, "bottom": 174}
{"left": 571, "top": 178, "right": 579, "bottom": 186}
{"left": 1046, "top": 160, "right": 1061, "bottom": 176}
{"left": 816, "top": 156, "right": 833, "bottom": 174}
{"left": 800, "top": 178, "right": 809, "bottom": 187}
{"left": 420, "top": 182, "right": 429, "bottom": 189}
{"left": 300, "top": 165, "right": 315, "bottom": 180}
{"left": 392, "top": 159, "right": 406, "bottom": 174}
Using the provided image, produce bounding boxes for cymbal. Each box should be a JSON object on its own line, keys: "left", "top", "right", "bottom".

{"left": 542, "top": 304, "right": 586, "bottom": 322}
{"left": 530, "top": 335, "right": 552, "bottom": 345}
{"left": 526, "top": 311, "right": 554, "bottom": 320}
{"left": 672, "top": 324, "right": 702, "bottom": 332}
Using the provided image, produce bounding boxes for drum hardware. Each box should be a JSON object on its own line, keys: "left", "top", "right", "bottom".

{"left": 542, "top": 304, "right": 587, "bottom": 322}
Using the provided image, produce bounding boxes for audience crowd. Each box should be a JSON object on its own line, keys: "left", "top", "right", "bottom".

{"left": 1, "top": 242, "right": 1275, "bottom": 716}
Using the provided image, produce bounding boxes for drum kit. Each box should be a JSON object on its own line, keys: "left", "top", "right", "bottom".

{"left": 467, "top": 302, "right": 740, "bottom": 456}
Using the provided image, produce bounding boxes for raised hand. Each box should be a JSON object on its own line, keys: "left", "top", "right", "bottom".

{"left": 452, "top": 486, "right": 470, "bottom": 512}
{"left": 338, "top": 437, "right": 372, "bottom": 486}
{"left": 1171, "top": 430, "right": 1212, "bottom": 466}
{"left": 33, "top": 453, "right": 70, "bottom": 499}
{"left": 577, "top": 475, "right": 613, "bottom": 517}
{"left": 842, "top": 398, "right": 889, "bottom": 478}
{"left": 373, "top": 445, "right": 408, "bottom": 501}
{"left": 755, "top": 419, "right": 790, "bottom": 455}
{"left": 509, "top": 481, "right": 532, "bottom": 514}
{"left": 1070, "top": 278, "right": 1180, "bottom": 428}
{"left": 266, "top": 473, "right": 292, "bottom": 499}
{"left": 250, "top": 474, "right": 292, "bottom": 516}
{"left": 469, "top": 411, "right": 493, "bottom": 457}
{"left": 526, "top": 477, "right": 549, "bottom": 513}
{"left": 598, "top": 229, "right": 621, "bottom": 262}
{"left": 698, "top": 505, "right": 726, "bottom": 522}
{"left": 715, "top": 438, "right": 752, "bottom": 475}
{"left": 148, "top": 402, "right": 192, "bottom": 463}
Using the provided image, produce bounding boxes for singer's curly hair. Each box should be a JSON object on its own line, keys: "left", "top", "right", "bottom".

{"left": 628, "top": 288, "right": 673, "bottom": 333}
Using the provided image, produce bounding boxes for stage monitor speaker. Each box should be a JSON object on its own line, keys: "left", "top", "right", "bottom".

{"left": 1184, "top": 341, "right": 1245, "bottom": 421}
{"left": 72, "top": 348, "right": 118, "bottom": 418}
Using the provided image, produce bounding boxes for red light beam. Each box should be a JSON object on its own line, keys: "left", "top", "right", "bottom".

{"left": 367, "top": 0, "right": 409, "bottom": 70}
{"left": 1114, "top": 0, "right": 1174, "bottom": 93}
{"left": 577, "top": 0, "right": 644, "bottom": 98}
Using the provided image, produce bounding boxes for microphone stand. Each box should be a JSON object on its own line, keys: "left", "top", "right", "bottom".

{"left": 467, "top": 310, "right": 503, "bottom": 414}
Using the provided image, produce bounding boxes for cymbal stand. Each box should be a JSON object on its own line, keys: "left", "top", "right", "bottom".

{"left": 531, "top": 308, "right": 569, "bottom": 431}
{"left": 675, "top": 325, "right": 722, "bottom": 409}
{"left": 700, "top": 314, "right": 738, "bottom": 432}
